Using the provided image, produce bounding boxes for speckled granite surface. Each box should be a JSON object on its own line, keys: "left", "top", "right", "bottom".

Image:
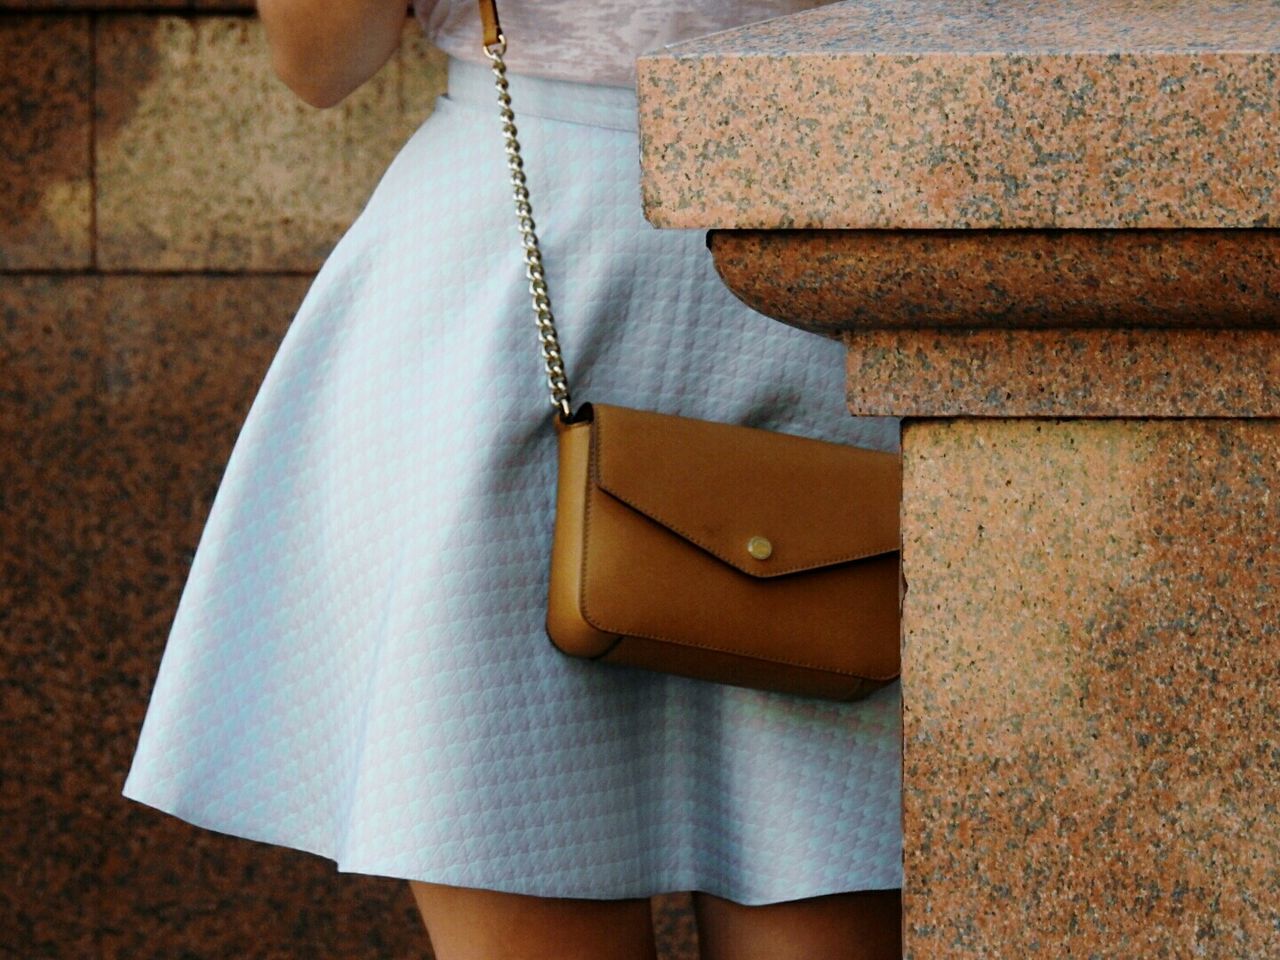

{"left": 901, "top": 418, "right": 1280, "bottom": 957}
{"left": 711, "top": 229, "right": 1280, "bottom": 335}
{"left": 0, "top": 16, "right": 92, "bottom": 269}
{"left": 844, "top": 328, "right": 1280, "bottom": 417}
{"left": 637, "top": 0, "right": 1280, "bottom": 229}
{"left": 95, "top": 16, "right": 443, "bottom": 271}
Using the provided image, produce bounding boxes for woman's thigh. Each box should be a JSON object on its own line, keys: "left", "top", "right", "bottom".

{"left": 408, "top": 880, "right": 657, "bottom": 960}
{"left": 692, "top": 888, "right": 901, "bottom": 960}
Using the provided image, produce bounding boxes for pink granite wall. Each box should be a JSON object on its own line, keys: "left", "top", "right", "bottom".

{"left": 0, "top": 9, "right": 697, "bottom": 958}
{"left": 900, "top": 418, "right": 1280, "bottom": 957}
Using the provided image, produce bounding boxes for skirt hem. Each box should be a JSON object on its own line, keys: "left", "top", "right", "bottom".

{"left": 119, "top": 785, "right": 903, "bottom": 906}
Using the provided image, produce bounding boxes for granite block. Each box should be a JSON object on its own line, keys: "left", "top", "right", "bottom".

{"left": 845, "top": 328, "right": 1280, "bottom": 418}
{"left": 95, "top": 16, "right": 446, "bottom": 271}
{"left": 0, "top": 276, "right": 107, "bottom": 958}
{"left": 637, "top": 0, "right": 1280, "bottom": 229}
{"left": 710, "top": 229, "right": 1280, "bottom": 336}
{"left": 901, "top": 418, "right": 1280, "bottom": 958}
{"left": 0, "top": 17, "right": 92, "bottom": 269}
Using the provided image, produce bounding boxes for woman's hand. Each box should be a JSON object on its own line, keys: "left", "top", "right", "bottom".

{"left": 256, "top": 0, "right": 412, "bottom": 108}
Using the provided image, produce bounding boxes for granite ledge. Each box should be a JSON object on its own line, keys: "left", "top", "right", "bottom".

{"left": 709, "top": 229, "right": 1280, "bottom": 336}
{"left": 845, "top": 328, "right": 1280, "bottom": 418}
{"left": 637, "top": 0, "right": 1280, "bottom": 230}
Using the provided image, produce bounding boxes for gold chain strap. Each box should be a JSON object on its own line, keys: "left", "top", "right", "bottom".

{"left": 479, "top": 2, "right": 574, "bottom": 422}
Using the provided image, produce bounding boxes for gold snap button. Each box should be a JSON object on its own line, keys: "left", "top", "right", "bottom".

{"left": 746, "top": 536, "right": 773, "bottom": 560}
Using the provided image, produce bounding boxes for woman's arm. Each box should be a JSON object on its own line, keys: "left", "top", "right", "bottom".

{"left": 257, "top": 0, "right": 412, "bottom": 108}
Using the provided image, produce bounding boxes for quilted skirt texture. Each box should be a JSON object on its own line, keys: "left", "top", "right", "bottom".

{"left": 121, "top": 54, "right": 904, "bottom": 904}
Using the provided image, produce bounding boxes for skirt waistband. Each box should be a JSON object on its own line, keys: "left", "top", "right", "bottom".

{"left": 442, "top": 55, "right": 640, "bottom": 133}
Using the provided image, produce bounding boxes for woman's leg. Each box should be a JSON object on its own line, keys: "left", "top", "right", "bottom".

{"left": 408, "top": 880, "right": 658, "bottom": 960}
{"left": 692, "top": 888, "right": 901, "bottom": 960}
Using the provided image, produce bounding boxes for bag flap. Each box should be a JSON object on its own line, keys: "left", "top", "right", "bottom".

{"left": 588, "top": 403, "right": 900, "bottom": 579}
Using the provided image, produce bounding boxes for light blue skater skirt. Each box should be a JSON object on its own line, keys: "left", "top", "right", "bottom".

{"left": 121, "top": 54, "right": 904, "bottom": 905}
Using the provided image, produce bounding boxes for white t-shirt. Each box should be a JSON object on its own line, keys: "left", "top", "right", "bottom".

{"left": 413, "top": 0, "right": 833, "bottom": 87}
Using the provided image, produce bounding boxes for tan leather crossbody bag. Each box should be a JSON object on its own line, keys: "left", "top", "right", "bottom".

{"left": 477, "top": 0, "right": 902, "bottom": 701}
